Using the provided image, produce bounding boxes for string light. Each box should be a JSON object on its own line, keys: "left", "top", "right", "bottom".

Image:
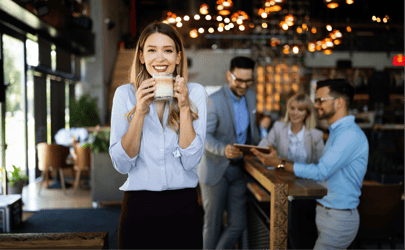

{"left": 184, "top": 15, "right": 190, "bottom": 21}
{"left": 194, "top": 14, "right": 200, "bottom": 20}
{"left": 176, "top": 22, "right": 182, "bottom": 28}
{"left": 206, "top": 15, "right": 212, "bottom": 20}
{"left": 198, "top": 28, "right": 204, "bottom": 33}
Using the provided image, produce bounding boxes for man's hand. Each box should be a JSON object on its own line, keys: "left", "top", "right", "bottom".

{"left": 251, "top": 144, "right": 280, "bottom": 167}
{"left": 225, "top": 144, "right": 243, "bottom": 159}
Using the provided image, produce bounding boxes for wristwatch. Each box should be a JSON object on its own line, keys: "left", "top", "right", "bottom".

{"left": 277, "top": 160, "right": 286, "bottom": 170}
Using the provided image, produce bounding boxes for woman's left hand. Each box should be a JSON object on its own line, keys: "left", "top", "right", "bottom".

{"left": 173, "top": 75, "right": 189, "bottom": 110}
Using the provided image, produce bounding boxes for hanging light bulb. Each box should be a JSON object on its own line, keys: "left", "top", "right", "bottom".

{"left": 283, "top": 44, "right": 290, "bottom": 54}
{"left": 190, "top": 29, "right": 198, "bottom": 38}
{"left": 285, "top": 14, "right": 295, "bottom": 26}
{"left": 326, "top": 24, "right": 332, "bottom": 31}
{"left": 217, "top": 16, "right": 223, "bottom": 22}
{"left": 229, "top": 22, "right": 234, "bottom": 28}
{"left": 224, "top": 17, "right": 230, "bottom": 23}
{"left": 194, "top": 14, "right": 200, "bottom": 20}
{"left": 208, "top": 27, "right": 215, "bottom": 33}
{"left": 236, "top": 19, "right": 243, "bottom": 25}
{"left": 308, "top": 42, "right": 316, "bottom": 52}
{"left": 311, "top": 27, "right": 317, "bottom": 33}
{"left": 346, "top": 0, "right": 354, "bottom": 4}
{"left": 184, "top": 15, "right": 190, "bottom": 21}
{"left": 217, "top": 0, "right": 233, "bottom": 15}
{"left": 323, "top": 49, "right": 333, "bottom": 55}
{"left": 323, "top": 0, "right": 341, "bottom": 9}
{"left": 218, "top": 26, "right": 224, "bottom": 32}
{"left": 239, "top": 25, "right": 245, "bottom": 31}
{"left": 302, "top": 23, "right": 308, "bottom": 31}
{"left": 176, "top": 22, "right": 182, "bottom": 28}
{"left": 200, "top": 4, "right": 209, "bottom": 15}
{"left": 297, "top": 27, "right": 303, "bottom": 33}
{"left": 261, "top": 12, "right": 268, "bottom": 18}
{"left": 262, "top": 23, "right": 268, "bottom": 28}
{"left": 206, "top": 15, "right": 212, "bottom": 20}
{"left": 225, "top": 25, "right": 231, "bottom": 30}
{"left": 325, "top": 38, "right": 334, "bottom": 47}
{"left": 334, "top": 39, "right": 341, "bottom": 45}
{"left": 346, "top": 26, "right": 352, "bottom": 32}
{"left": 292, "top": 45, "right": 299, "bottom": 54}
{"left": 198, "top": 28, "right": 205, "bottom": 33}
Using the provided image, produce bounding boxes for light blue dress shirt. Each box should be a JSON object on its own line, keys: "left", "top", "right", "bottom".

{"left": 109, "top": 83, "right": 207, "bottom": 191}
{"left": 228, "top": 89, "right": 249, "bottom": 145}
{"left": 294, "top": 116, "right": 369, "bottom": 209}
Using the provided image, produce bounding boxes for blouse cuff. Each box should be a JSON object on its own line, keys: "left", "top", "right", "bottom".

{"left": 111, "top": 140, "right": 138, "bottom": 168}
{"left": 172, "top": 135, "right": 202, "bottom": 158}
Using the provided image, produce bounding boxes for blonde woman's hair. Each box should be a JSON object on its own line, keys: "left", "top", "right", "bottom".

{"left": 127, "top": 21, "right": 198, "bottom": 134}
{"left": 284, "top": 93, "right": 317, "bottom": 130}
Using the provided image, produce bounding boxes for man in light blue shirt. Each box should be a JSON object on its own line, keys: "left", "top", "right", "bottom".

{"left": 252, "top": 79, "right": 369, "bottom": 249}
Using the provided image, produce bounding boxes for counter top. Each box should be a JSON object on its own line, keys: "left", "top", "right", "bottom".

{"left": 244, "top": 158, "right": 327, "bottom": 197}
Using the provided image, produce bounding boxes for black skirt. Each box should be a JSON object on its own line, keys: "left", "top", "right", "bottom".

{"left": 118, "top": 188, "right": 203, "bottom": 249}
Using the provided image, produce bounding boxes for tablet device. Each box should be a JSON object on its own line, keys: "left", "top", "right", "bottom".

{"left": 233, "top": 143, "right": 271, "bottom": 155}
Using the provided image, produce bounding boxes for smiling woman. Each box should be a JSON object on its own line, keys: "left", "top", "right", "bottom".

{"left": 109, "top": 21, "right": 207, "bottom": 249}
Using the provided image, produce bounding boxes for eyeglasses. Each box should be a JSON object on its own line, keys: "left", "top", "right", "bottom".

{"left": 230, "top": 72, "right": 254, "bottom": 86}
{"left": 314, "top": 97, "right": 335, "bottom": 105}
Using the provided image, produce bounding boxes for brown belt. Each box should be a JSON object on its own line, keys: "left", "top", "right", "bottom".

{"left": 316, "top": 202, "right": 353, "bottom": 211}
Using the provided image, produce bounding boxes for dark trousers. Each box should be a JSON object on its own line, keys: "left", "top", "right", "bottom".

{"left": 118, "top": 188, "right": 203, "bottom": 249}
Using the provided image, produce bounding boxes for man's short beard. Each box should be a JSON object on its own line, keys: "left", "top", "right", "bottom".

{"left": 318, "top": 105, "right": 336, "bottom": 120}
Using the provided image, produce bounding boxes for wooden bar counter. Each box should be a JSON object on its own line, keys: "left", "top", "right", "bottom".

{"left": 243, "top": 157, "right": 328, "bottom": 250}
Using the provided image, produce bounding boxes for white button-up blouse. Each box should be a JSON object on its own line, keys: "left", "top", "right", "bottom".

{"left": 109, "top": 83, "right": 207, "bottom": 191}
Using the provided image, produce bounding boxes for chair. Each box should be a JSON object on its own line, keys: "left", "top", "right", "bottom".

{"left": 73, "top": 143, "right": 91, "bottom": 192}
{"left": 37, "top": 143, "right": 73, "bottom": 195}
{"left": 352, "top": 182, "right": 403, "bottom": 249}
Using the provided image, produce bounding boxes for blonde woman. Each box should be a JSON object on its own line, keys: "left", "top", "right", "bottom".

{"left": 258, "top": 93, "right": 324, "bottom": 164}
{"left": 257, "top": 93, "right": 324, "bottom": 248}
{"left": 109, "top": 21, "right": 207, "bottom": 249}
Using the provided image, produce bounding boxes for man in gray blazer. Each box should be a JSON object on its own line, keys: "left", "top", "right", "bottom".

{"left": 197, "top": 56, "right": 261, "bottom": 249}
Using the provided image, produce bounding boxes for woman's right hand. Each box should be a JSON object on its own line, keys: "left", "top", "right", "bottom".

{"left": 135, "top": 78, "right": 156, "bottom": 115}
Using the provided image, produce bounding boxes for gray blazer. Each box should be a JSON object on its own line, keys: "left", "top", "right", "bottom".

{"left": 258, "top": 121, "right": 325, "bottom": 164}
{"left": 197, "top": 85, "right": 261, "bottom": 185}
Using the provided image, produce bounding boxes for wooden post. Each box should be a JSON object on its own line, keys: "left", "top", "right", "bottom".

{"left": 270, "top": 181, "right": 288, "bottom": 250}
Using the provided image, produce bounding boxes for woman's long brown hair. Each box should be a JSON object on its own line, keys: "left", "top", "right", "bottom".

{"left": 127, "top": 21, "right": 198, "bottom": 133}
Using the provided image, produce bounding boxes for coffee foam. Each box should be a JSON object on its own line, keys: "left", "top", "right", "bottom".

{"left": 154, "top": 76, "right": 173, "bottom": 100}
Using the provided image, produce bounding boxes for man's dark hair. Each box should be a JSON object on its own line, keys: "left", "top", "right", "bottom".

{"left": 230, "top": 56, "right": 255, "bottom": 72}
{"left": 316, "top": 78, "right": 355, "bottom": 109}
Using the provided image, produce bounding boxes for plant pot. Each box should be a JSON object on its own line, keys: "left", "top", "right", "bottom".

{"left": 7, "top": 181, "right": 24, "bottom": 195}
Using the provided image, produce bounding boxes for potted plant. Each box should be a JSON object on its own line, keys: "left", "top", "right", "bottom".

{"left": 0, "top": 165, "right": 29, "bottom": 195}
{"left": 83, "top": 129, "right": 110, "bottom": 154}
{"left": 70, "top": 94, "right": 101, "bottom": 127}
